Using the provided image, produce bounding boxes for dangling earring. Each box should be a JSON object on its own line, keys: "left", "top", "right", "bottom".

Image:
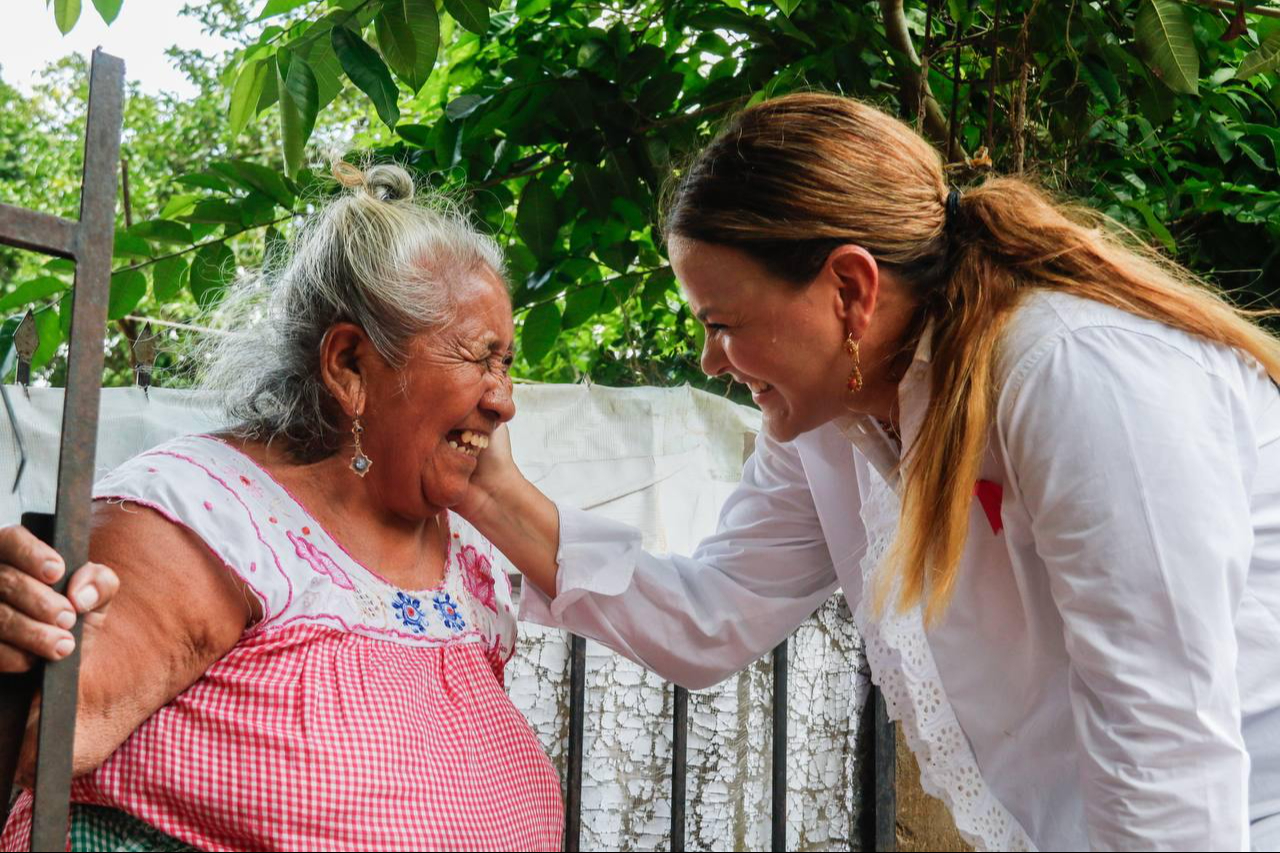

{"left": 844, "top": 333, "right": 864, "bottom": 394}
{"left": 350, "top": 413, "right": 372, "bottom": 477}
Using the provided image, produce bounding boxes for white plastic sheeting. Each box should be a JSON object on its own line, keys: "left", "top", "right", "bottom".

{"left": 0, "top": 383, "right": 870, "bottom": 851}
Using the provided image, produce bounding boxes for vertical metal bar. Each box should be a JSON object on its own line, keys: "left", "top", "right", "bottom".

{"left": 29, "top": 49, "right": 125, "bottom": 853}
{"left": 564, "top": 633, "right": 586, "bottom": 852}
{"left": 873, "top": 688, "right": 897, "bottom": 852}
{"left": 670, "top": 684, "right": 688, "bottom": 849}
{"left": 771, "top": 640, "right": 788, "bottom": 852}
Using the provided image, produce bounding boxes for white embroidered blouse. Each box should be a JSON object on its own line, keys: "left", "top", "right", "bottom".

{"left": 520, "top": 290, "right": 1280, "bottom": 851}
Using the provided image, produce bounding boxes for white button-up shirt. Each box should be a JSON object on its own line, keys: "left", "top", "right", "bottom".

{"left": 521, "top": 290, "right": 1280, "bottom": 851}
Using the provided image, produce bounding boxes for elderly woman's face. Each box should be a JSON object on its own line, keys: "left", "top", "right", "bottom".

{"left": 361, "top": 268, "right": 516, "bottom": 516}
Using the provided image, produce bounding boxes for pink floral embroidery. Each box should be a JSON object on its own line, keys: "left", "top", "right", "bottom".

{"left": 458, "top": 545, "right": 497, "bottom": 613}
{"left": 287, "top": 530, "right": 356, "bottom": 591}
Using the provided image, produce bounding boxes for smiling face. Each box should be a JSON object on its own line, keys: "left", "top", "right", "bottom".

{"left": 669, "top": 236, "right": 854, "bottom": 442}
{"left": 356, "top": 267, "right": 516, "bottom": 516}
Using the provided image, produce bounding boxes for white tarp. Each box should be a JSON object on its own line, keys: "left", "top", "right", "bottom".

{"left": 0, "top": 383, "right": 869, "bottom": 851}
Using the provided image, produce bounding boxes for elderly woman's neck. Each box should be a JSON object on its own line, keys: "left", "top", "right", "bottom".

{"left": 230, "top": 436, "right": 451, "bottom": 589}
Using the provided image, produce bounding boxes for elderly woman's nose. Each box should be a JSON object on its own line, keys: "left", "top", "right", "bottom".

{"left": 481, "top": 380, "right": 516, "bottom": 423}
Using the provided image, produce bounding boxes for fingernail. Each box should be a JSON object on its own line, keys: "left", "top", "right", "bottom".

{"left": 55, "top": 610, "right": 75, "bottom": 630}
{"left": 42, "top": 560, "right": 64, "bottom": 582}
{"left": 54, "top": 638, "right": 74, "bottom": 658}
{"left": 73, "top": 587, "right": 99, "bottom": 611}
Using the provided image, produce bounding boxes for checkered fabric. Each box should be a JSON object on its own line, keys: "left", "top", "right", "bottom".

{"left": 2, "top": 435, "right": 563, "bottom": 852}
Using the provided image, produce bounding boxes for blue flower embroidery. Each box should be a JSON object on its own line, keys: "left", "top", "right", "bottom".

{"left": 392, "top": 592, "right": 426, "bottom": 634}
{"left": 433, "top": 593, "right": 466, "bottom": 632}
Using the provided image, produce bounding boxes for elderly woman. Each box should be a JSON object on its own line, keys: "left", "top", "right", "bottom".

{"left": 0, "top": 164, "right": 563, "bottom": 851}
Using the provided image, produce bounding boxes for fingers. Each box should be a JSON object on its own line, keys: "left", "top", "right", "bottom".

{"left": 0, "top": 544, "right": 119, "bottom": 673}
{"left": 0, "top": 524, "right": 65, "bottom": 584}
{"left": 66, "top": 562, "right": 118, "bottom": 629}
{"left": 0, "top": 599, "right": 75, "bottom": 672}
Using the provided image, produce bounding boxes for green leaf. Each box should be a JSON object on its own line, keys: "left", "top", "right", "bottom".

{"left": 230, "top": 59, "right": 271, "bottom": 136}
{"left": 445, "top": 94, "right": 489, "bottom": 121}
{"left": 640, "top": 268, "right": 675, "bottom": 308}
{"left": 113, "top": 232, "right": 152, "bottom": 259}
{"left": 443, "top": 0, "right": 489, "bottom": 35}
{"left": 577, "top": 39, "right": 609, "bottom": 69}
{"left": 256, "top": 0, "right": 309, "bottom": 20}
{"left": 562, "top": 283, "right": 604, "bottom": 329}
{"left": 159, "top": 194, "right": 201, "bottom": 219}
{"left": 108, "top": 269, "right": 147, "bottom": 321}
{"left": 91, "top": 0, "right": 122, "bottom": 25}
{"left": 772, "top": 0, "right": 802, "bottom": 16}
{"left": 292, "top": 16, "right": 348, "bottom": 110}
{"left": 376, "top": 0, "right": 440, "bottom": 93}
{"left": 176, "top": 172, "right": 233, "bottom": 193}
{"left": 58, "top": 295, "right": 73, "bottom": 340}
{"left": 277, "top": 50, "right": 319, "bottom": 177}
{"left": 31, "top": 309, "right": 62, "bottom": 372}
{"left": 521, "top": 303, "right": 561, "bottom": 365}
{"left": 332, "top": 26, "right": 400, "bottom": 128}
{"left": 212, "top": 160, "right": 296, "bottom": 209}
{"left": 152, "top": 257, "right": 188, "bottom": 303}
{"left": 182, "top": 199, "right": 242, "bottom": 225}
{"left": 1237, "top": 30, "right": 1280, "bottom": 80}
{"left": 0, "top": 277, "right": 67, "bottom": 313}
{"left": 1135, "top": 0, "right": 1199, "bottom": 95}
{"left": 129, "top": 220, "right": 193, "bottom": 245}
{"left": 517, "top": 179, "right": 558, "bottom": 261}
{"left": 190, "top": 243, "right": 236, "bottom": 308}
{"left": 395, "top": 124, "right": 433, "bottom": 146}
{"left": 1127, "top": 199, "right": 1177, "bottom": 253}
{"left": 54, "top": 0, "right": 81, "bottom": 34}
{"left": 573, "top": 165, "right": 617, "bottom": 218}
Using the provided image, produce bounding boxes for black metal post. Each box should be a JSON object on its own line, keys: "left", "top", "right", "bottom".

{"left": 564, "top": 633, "right": 587, "bottom": 852}
{"left": 874, "top": 688, "right": 897, "bottom": 852}
{"left": 771, "top": 640, "right": 788, "bottom": 852}
{"left": 671, "top": 684, "right": 688, "bottom": 849}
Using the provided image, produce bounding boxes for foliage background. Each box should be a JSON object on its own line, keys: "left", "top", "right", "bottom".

{"left": 4, "top": 0, "right": 1279, "bottom": 402}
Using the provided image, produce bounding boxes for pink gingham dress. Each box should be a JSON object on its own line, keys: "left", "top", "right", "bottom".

{"left": 1, "top": 434, "right": 564, "bottom": 852}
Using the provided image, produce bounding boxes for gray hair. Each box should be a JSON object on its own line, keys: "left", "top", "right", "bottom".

{"left": 197, "top": 161, "right": 505, "bottom": 461}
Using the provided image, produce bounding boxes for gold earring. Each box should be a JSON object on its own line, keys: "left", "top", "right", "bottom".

{"left": 350, "top": 415, "right": 372, "bottom": 477}
{"left": 845, "top": 334, "right": 863, "bottom": 394}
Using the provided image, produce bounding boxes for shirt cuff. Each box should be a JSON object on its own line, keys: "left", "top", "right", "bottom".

{"left": 516, "top": 503, "right": 642, "bottom": 628}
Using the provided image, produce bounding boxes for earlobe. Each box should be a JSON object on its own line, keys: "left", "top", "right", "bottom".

{"left": 319, "top": 323, "right": 370, "bottom": 418}
{"left": 827, "top": 245, "right": 880, "bottom": 339}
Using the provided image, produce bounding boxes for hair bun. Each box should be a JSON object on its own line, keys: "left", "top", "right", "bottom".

{"left": 330, "top": 160, "right": 415, "bottom": 203}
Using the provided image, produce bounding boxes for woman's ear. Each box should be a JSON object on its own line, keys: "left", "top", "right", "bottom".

{"left": 826, "top": 244, "right": 881, "bottom": 340}
{"left": 319, "top": 322, "right": 372, "bottom": 417}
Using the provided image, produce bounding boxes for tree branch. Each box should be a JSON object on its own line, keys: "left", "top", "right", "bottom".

{"left": 1183, "top": 0, "right": 1280, "bottom": 18}
{"left": 882, "top": 0, "right": 954, "bottom": 150}
{"left": 116, "top": 212, "right": 300, "bottom": 275}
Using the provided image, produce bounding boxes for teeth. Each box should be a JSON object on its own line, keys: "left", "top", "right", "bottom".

{"left": 462, "top": 430, "right": 473, "bottom": 444}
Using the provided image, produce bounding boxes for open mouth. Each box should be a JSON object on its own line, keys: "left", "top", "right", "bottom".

{"left": 745, "top": 380, "right": 774, "bottom": 398}
{"left": 447, "top": 430, "right": 490, "bottom": 457}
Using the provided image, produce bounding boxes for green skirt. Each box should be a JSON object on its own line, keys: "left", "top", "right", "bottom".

{"left": 68, "top": 803, "right": 196, "bottom": 852}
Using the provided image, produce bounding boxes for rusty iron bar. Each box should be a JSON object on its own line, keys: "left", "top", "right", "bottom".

{"left": 0, "top": 48, "right": 127, "bottom": 852}
{"left": 0, "top": 207, "right": 78, "bottom": 260}
{"left": 564, "top": 633, "right": 587, "bottom": 852}
{"left": 670, "top": 683, "right": 688, "bottom": 848}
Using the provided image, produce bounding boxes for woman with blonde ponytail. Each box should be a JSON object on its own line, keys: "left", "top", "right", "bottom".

{"left": 462, "top": 92, "right": 1280, "bottom": 851}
